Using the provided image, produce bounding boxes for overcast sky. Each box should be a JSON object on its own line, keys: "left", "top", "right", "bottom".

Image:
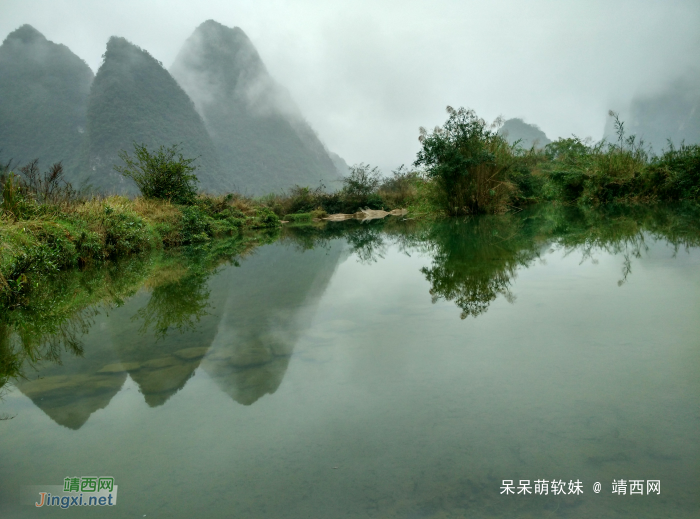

{"left": 2, "top": 0, "right": 699, "bottom": 171}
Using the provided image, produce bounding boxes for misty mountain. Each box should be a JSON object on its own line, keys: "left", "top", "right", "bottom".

{"left": 82, "top": 36, "right": 224, "bottom": 193}
{"left": 170, "top": 20, "right": 342, "bottom": 195}
{"left": 497, "top": 118, "right": 551, "bottom": 149}
{"left": 627, "top": 71, "right": 700, "bottom": 152}
{"left": 328, "top": 151, "right": 350, "bottom": 176}
{"left": 0, "top": 25, "right": 93, "bottom": 173}
{"left": 604, "top": 70, "right": 700, "bottom": 153}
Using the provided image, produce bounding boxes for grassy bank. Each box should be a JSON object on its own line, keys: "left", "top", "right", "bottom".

{"left": 0, "top": 161, "right": 280, "bottom": 308}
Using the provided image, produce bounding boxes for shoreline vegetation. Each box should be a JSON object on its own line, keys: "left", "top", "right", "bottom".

{"left": 1, "top": 107, "right": 699, "bottom": 310}
{"left": 2, "top": 201, "right": 699, "bottom": 400}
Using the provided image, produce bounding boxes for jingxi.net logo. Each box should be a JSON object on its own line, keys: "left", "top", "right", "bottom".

{"left": 22, "top": 476, "right": 118, "bottom": 509}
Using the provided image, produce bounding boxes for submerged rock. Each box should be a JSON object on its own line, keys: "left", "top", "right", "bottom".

{"left": 134, "top": 363, "right": 198, "bottom": 407}
{"left": 97, "top": 362, "right": 142, "bottom": 373}
{"left": 16, "top": 373, "right": 126, "bottom": 430}
{"left": 140, "top": 356, "right": 182, "bottom": 370}
{"left": 173, "top": 347, "right": 209, "bottom": 360}
{"left": 202, "top": 355, "right": 291, "bottom": 406}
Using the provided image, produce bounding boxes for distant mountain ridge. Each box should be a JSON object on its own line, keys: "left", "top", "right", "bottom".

{"left": 170, "top": 20, "right": 342, "bottom": 195}
{"left": 0, "top": 22, "right": 346, "bottom": 195}
{"left": 498, "top": 118, "right": 551, "bottom": 149}
{"left": 0, "top": 24, "right": 93, "bottom": 173}
{"left": 604, "top": 70, "right": 700, "bottom": 153}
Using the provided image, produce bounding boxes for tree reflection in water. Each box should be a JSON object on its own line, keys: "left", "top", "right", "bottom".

{"left": 284, "top": 202, "right": 700, "bottom": 319}
{"left": 1, "top": 203, "right": 699, "bottom": 421}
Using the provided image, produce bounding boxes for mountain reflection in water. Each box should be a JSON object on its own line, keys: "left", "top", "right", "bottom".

{"left": 7, "top": 240, "right": 346, "bottom": 428}
{"left": 1, "top": 203, "right": 699, "bottom": 519}
{"left": 2, "top": 203, "right": 700, "bottom": 429}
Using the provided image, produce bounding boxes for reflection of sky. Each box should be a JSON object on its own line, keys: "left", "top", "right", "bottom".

{"left": 1, "top": 237, "right": 699, "bottom": 518}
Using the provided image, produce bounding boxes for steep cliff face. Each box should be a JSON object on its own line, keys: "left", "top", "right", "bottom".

{"left": 170, "top": 20, "right": 342, "bottom": 195}
{"left": 0, "top": 25, "right": 93, "bottom": 174}
{"left": 83, "top": 36, "right": 223, "bottom": 194}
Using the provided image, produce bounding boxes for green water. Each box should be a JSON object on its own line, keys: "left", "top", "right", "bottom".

{"left": 1, "top": 204, "right": 699, "bottom": 518}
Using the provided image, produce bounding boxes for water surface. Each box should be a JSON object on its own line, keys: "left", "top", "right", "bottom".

{"left": 1, "top": 204, "right": 699, "bottom": 518}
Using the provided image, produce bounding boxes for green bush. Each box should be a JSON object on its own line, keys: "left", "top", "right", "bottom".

{"left": 179, "top": 206, "right": 211, "bottom": 243}
{"left": 0, "top": 160, "right": 83, "bottom": 223}
{"left": 251, "top": 207, "right": 280, "bottom": 228}
{"left": 1, "top": 172, "right": 27, "bottom": 220}
{"left": 100, "top": 205, "right": 158, "bottom": 255}
{"left": 283, "top": 212, "right": 313, "bottom": 222}
{"left": 342, "top": 163, "right": 381, "bottom": 197}
{"left": 646, "top": 143, "right": 700, "bottom": 200}
{"left": 115, "top": 143, "right": 199, "bottom": 205}
{"left": 415, "top": 107, "right": 515, "bottom": 215}
{"left": 377, "top": 165, "right": 421, "bottom": 208}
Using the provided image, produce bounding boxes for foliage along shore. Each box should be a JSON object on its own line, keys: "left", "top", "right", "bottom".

{"left": 261, "top": 107, "right": 700, "bottom": 220}
{"left": 2, "top": 106, "right": 700, "bottom": 309}
{"left": 0, "top": 157, "right": 280, "bottom": 310}
{"left": 3, "top": 201, "right": 700, "bottom": 402}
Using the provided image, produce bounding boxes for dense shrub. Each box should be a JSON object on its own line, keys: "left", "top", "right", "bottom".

{"left": 179, "top": 206, "right": 211, "bottom": 243}
{"left": 415, "top": 107, "right": 515, "bottom": 215}
{"left": 646, "top": 143, "right": 700, "bottom": 200}
{"left": 341, "top": 164, "right": 384, "bottom": 209}
{"left": 115, "top": 143, "right": 199, "bottom": 205}
{"left": 1, "top": 160, "right": 78, "bottom": 220}
{"left": 533, "top": 112, "right": 695, "bottom": 204}
{"left": 260, "top": 164, "right": 416, "bottom": 219}
{"left": 251, "top": 207, "right": 280, "bottom": 228}
{"left": 378, "top": 166, "right": 421, "bottom": 208}
{"left": 99, "top": 205, "right": 156, "bottom": 256}
{"left": 539, "top": 113, "right": 649, "bottom": 204}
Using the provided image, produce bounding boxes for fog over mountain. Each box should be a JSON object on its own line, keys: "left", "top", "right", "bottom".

{"left": 82, "top": 36, "right": 224, "bottom": 193}
{"left": 0, "top": 24, "right": 93, "bottom": 173}
{"left": 604, "top": 69, "right": 700, "bottom": 153}
{"left": 498, "top": 118, "right": 551, "bottom": 150}
{"left": 1, "top": 0, "right": 698, "bottom": 181}
{"left": 170, "top": 20, "right": 342, "bottom": 194}
{"left": 0, "top": 21, "right": 345, "bottom": 195}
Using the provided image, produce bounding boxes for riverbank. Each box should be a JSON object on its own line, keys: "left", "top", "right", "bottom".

{"left": 0, "top": 194, "right": 280, "bottom": 308}
{"left": 2, "top": 104, "right": 699, "bottom": 307}
{"left": 3, "top": 201, "right": 700, "bottom": 403}
{"left": 256, "top": 111, "right": 700, "bottom": 220}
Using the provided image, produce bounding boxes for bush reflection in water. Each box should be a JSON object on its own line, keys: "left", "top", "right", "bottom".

{"left": 1, "top": 202, "right": 699, "bottom": 423}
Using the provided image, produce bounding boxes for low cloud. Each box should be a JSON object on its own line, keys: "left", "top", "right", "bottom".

{"left": 2, "top": 0, "right": 699, "bottom": 171}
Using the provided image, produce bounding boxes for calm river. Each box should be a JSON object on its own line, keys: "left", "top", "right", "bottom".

{"left": 1, "top": 204, "right": 699, "bottom": 518}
